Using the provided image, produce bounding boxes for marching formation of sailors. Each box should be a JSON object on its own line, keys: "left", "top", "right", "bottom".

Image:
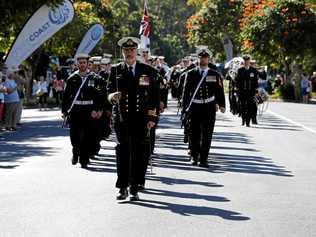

{"left": 62, "top": 36, "right": 265, "bottom": 201}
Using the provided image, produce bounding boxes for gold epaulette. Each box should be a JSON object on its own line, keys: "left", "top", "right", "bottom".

{"left": 148, "top": 109, "right": 157, "bottom": 117}
{"left": 219, "top": 79, "right": 223, "bottom": 87}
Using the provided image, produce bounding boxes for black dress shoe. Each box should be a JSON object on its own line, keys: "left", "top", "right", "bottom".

{"left": 80, "top": 163, "right": 88, "bottom": 168}
{"left": 130, "top": 193, "right": 139, "bottom": 201}
{"left": 71, "top": 155, "right": 78, "bottom": 165}
{"left": 138, "top": 184, "right": 145, "bottom": 191}
{"left": 199, "top": 162, "right": 209, "bottom": 168}
{"left": 116, "top": 188, "right": 128, "bottom": 200}
{"left": 192, "top": 160, "right": 198, "bottom": 166}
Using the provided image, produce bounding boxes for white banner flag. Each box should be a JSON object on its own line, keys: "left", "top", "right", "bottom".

{"left": 140, "top": 35, "right": 150, "bottom": 50}
{"left": 4, "top": 0, "right": 74, "bottom": 71}
{"left": 75, "top": 23, "right": 104, "bottom": 57}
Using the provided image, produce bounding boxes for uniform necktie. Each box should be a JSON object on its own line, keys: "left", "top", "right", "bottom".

{"left": 128, "top": 66, "right": 134, "bottom": 77}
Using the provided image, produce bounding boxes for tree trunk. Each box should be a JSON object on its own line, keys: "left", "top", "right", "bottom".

{"left": 24, "top": 65, "right": 33, "bottom": 103}
{"left": 25, "top": 48, "right": 44, "bottom": 102}
{"left": 290, "top": 61, "right": 302, "bottom": 102}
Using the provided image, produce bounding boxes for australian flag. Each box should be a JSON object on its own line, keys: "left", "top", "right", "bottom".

{"left": 139, "top": 1, "right": 150, "bottom": 50}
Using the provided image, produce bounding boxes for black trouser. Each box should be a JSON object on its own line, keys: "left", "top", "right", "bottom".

{"left": 239, "top": 93, "right": 256, "bottom": 125}
{"left": 54, "top": 91, "right": 63, "bottom": 106}
{"left": 69, "top": 108, "right": 96, "bottom": 165}
{"left": 92, "top": 113, "right": 111, "bottom": 155}
{"left": 190, "top": 103, "right": 216, "bottom": 163}
{"left": 229, "top": 88, "right": 239, "bottom": 115}
{"left": 143, "top": 128, "right": 152, "bottom": 185}
{"left": 171, "top": 85, "right": 178, "bottom": 98}
{"left": 251, "top": 100, "right": 258, "bottom": 123}
{"left": 161, "top": 89, "right": 168, "bottom": 108}
{"left": 140, "top": 117, "right": 158, "bottom": 185}
{"left": 114, "top": 119, "right": 149, "bottom": 191}
{"left": 150, "top": 126, "right": 156, "bottom": 154}
{"left": 39, "top": 93, "right": 48, "bottom": 105}
{"left": 149, "top": 116, "right": 159, "bottom": 154}
{"left": 183, "top": 121, "right": 192, "bottom": 152}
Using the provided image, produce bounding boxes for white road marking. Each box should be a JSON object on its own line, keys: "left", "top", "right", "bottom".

{"left": 267, "top": 110, "right": 316, "bottom": 135}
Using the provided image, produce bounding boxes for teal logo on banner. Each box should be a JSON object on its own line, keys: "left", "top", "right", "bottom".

{"left": 91, "top": 27, "right": 102, "bottom": 41}
{"left": 49, "top": 3, "right": 71, "bottom": 25}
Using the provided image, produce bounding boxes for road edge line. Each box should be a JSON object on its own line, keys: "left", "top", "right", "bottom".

{"left": 267, "top": 110, "right": 316, "bottom": 135}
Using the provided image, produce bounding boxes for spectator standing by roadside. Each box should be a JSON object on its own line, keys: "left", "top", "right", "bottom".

{"left": 15, "top": 69, "right": 27, "bottom": 125}
{"left": 32, "top": 79, "right": 39, "bottom": 98}
{"left": 311, "top": 72, "right": 316, "bottom": 92}
{"left": 274, "top": 74, "right": 283, "bottom": 89}
{"left": 0, "top": 72, "right": 6, "bottom": 127}
{"left": 36, "top": 76, "right": 48, "bottom": 110}
{"left": 3, "top": 71, "right": 20, "bottom": 131}
{"left": 301, "top": 73, "right": 311, "bottom": 103}
{"left": 52, "top": 75, "right": 64, "bottom": 107}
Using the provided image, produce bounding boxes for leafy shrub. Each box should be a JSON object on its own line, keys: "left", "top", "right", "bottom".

{"left": 278, "top": 82, "right": 295, "bottom": 101}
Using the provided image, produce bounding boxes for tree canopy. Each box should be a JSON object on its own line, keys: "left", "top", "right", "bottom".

{"left": 0, "top": 0, "right": 315, "bottom": 70}
{"left": 240, "top": 0, "right": 316, "bottom": 72}
{"left": 186, "top": 0, "right": 316, "bottom": 72}
{"left": 0, "top": 0, "right": 64, "bottom": 50}
{"left": 186, "top": 0, "right": 243, "bottom": 61}
{"left": 0, "top": 0, "right": 194, "bottom": 65}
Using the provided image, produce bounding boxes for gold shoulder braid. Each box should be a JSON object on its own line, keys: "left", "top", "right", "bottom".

{"left": 148, "top": 109, "right": 157, "bottom": 117}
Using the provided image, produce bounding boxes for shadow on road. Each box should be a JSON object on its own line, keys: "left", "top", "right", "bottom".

{"left": 158, "top": 114, "right": 183, "bottom": 129}
{"left": 156, "top": 131, "right": 255, "bottom": 152}
{"left": 143, "top": 188, "right": 229, "bottom": 202}
{"left": 155, "top": 133, "right": 187, "bottom": 150}
{"left": 213, "top": 132, "right": 254, "bottom": 144}
{"left": 121, "top": 198, "right": 250, "bottom": 221}
{"left": 147, "top": 175, "right": 223, "bottom": 187}
{"left": 153, "top": 153, "right": 208, "bottom": 172}
{"left": 211, "top": 153, "right": 293, "bottom": 177}
{"left": 0, "top": 119, "right": 67, "bottom": 169}
{"left": 154, "top": 129, "right": 293, "bottom": 177}
{"left": 87, "top": 156, "right": 117, "bottom": 173}
{"left": 255, "top": 114, "right": 302, "bottom": 131}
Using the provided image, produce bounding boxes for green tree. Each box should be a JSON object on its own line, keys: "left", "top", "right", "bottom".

{"left": 1, "top": 0, "right": 197, "bottom": 65}
{"left": 44, "top": 1, "right": 109, "bottom": 57}
{"left": 105, "top": 0, "right": 195, "bottom": 64}
{"left": 186, "top": 0, "right": 244, "bottom": 61}
{"left": 148, "top": 0, "right": 195, "bottom": 63}
{"left": 0, "top": 0, "right": 63, "bottom": 52}
{"left": 240, "top": 0, "right": 316, "bottom": 74}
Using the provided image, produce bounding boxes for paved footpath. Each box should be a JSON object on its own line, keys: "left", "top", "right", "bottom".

{"left": 0, "top": 100, "right": 316, "bottom": 237}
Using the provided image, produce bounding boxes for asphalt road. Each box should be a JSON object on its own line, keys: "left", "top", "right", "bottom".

{"left": 1, "top": 100, "right": 316, "bottom": 237}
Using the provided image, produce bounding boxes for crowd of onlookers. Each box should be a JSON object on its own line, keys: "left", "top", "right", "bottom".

{"left": 300, "top": 72, "right": 314, "bottom": 103}
{"left": 1, "top": 57, "right": 316, "bottom": 133}
{"left": 0, "top": 70, "right": 25, "bottom": 131}
{"left": 0, "top": 66, "right": 65, "bottom": 132}
{"left": 259, "top": 71, "right": 316, "bottom": 103}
